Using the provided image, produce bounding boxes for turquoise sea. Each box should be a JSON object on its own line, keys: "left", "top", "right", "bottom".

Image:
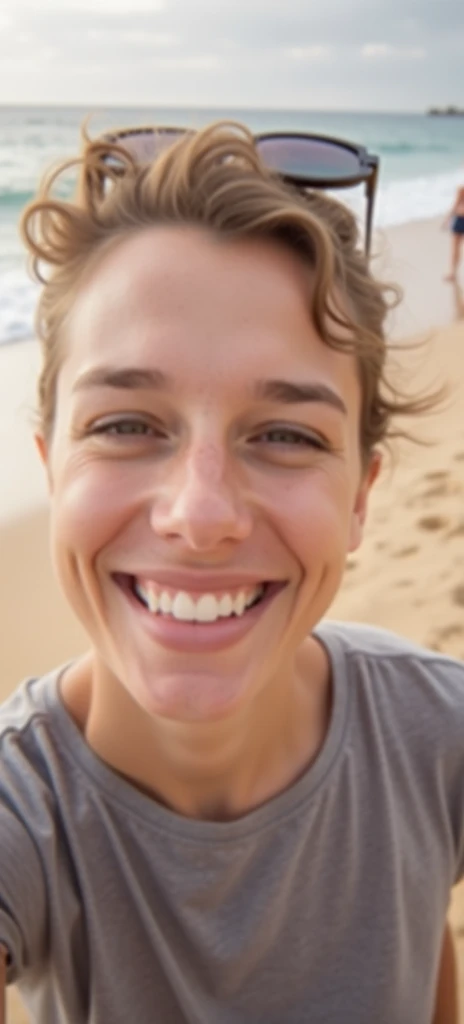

{"left": 1, "top": 104, "right": 464, "bottom": 345}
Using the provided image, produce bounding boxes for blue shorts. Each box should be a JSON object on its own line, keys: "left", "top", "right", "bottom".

{"left": 452, "top": 216, "right": 464, "bottom": 234}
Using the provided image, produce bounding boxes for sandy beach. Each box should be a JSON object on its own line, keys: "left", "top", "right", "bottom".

{"left": 2, "top": 214, "right": 464, "bottom": 1021}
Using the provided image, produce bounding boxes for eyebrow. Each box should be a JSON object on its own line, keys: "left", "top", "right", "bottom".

{"left": 253, "top": 379, "right": 347, "bottom": 415}
{"left": 72, "top": 365, "right": 347, "bottom": 416}
{"left": 72, "top": 367, "right": 170, "bottom": 393}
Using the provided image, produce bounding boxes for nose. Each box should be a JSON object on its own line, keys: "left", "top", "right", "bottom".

{"left": 149, "top": 442, "right": 253, "bottom": 551}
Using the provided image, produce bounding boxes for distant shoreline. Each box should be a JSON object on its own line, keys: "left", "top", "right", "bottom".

{"left": 427, "top": 106, "right": 464, "bottom": 117}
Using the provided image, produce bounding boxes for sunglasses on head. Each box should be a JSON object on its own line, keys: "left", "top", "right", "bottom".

{"left": 96, "top": 126, "right": 379, "bottom": 256}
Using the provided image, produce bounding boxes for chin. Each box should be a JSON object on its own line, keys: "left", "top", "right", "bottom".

{"left": 131, "top": 660, "right": 263, "bottom": 724}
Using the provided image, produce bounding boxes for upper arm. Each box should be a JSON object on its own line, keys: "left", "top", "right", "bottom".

{"left": 0, "top": 801, "right": 47, "bottom": 983}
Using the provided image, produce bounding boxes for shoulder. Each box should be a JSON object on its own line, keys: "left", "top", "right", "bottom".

{"left": 315, "top": 621, "right": 464, "bottom": 810}
{"left": 0, "top": 670, "right": 58, "bottom": 747}
{"left": 0, "top": 666, "right": 71, "bottom": 820}
{"left": 315, "top": 623, "right": 464, "bottom": 885}
{"left": 316, "top": 618, "right": 464, "bottom": 668}
{"left": 315, "top": 620, "right": 464, "bottom": 723}
{"left": 0, "top": 674, "right": 64, "bottom": 981}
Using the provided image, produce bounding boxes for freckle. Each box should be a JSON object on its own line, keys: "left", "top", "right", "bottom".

{"left": 194, "top": 444, "right": 223, "bottom": 483}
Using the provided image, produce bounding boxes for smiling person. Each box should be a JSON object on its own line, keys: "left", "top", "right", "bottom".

{"left": 0, "top": 122, "right": 462, "bottom": 1024}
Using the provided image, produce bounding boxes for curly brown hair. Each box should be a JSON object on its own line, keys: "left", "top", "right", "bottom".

{"left": 20, "top": 119, "right": 435, "bottom": 465}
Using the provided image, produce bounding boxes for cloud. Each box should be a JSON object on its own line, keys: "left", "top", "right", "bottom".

{"left": 145, "top": 55, "right": 222, "bottom": 70}
{"left": 12, "top": 0, "right": 166, "bottom": 9}
{"left": 362, "top": 43, "right": 427, "bottom": 59}
{"left": 87, "top": 30, "right": 179, "bottom": 47}
{"left": 286, "top": 46, "right": 332, "bottom": 61}
{"left": 0, "top": 0, "right": 463, "bottom": 109}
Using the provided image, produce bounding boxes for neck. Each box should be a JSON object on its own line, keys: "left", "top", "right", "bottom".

{"left": 62, "top": 639, "right": 331, "bottom": 822}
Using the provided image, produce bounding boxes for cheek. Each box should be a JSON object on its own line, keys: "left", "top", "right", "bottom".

{"left": 51, "top": 463, "right": 135, "bottom": 561}
{"left": 269, "top": 471, "right": 354, "bottom": 566}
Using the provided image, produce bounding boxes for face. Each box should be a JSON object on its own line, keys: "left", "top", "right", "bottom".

{"left": 39, "top": 226, "right": 378, "bottom": 724}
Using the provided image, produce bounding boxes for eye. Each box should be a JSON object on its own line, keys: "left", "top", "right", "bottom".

{"left": 252, "top": 426, "right": 328, "bottom": 450}
{"left": 90, "top": 418, "right": 165, "bottom": 438}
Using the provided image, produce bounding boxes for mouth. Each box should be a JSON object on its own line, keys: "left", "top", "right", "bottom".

{"left": 112, "top": 573, "right": 287, "bottom": 653}
{"left": 125, "top": 575, "right": 276, "bottom": 620}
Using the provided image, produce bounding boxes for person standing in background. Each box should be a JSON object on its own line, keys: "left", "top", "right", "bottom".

{"left": 444, "top": 183, "right": 464, "bottom": 281}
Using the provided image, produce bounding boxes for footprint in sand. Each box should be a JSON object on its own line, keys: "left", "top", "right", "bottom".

{"left": 427, "top": 623, "right": 464, "bottom": 655}
{"left": 439, "top": 624, "right": 464, "bottom": 641}
{"left": 419, "top": 470, "right": 462, "bottom": 501}
{"left": 447, "top": 520, "right": 464, "bottom": 539}
{"left": 405, "top": 488, "right": 449, "bottom": 508}
{"left": 395, "top": 579, "right": 412, "bottom": 588}
{"left": 454, "top": 451, "right": 464, "bottom": 462}
{"left": 422, "top": 483, "right": 451, "bottom": 500}
{"left": 424, "top": 470, "right": 448, "bottom": 482}
{"left": 451, "top": 585, "right": 464, "bottom": 608}
{"left": 393, "top": 545, "right": 419, "bottom": 558}
{"left": 416, "top": 514, "right": 449, "bottom": 532}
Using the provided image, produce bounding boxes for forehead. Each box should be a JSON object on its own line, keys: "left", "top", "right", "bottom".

{"left": 61, "top": 226, "right": 360, "bottom": 402}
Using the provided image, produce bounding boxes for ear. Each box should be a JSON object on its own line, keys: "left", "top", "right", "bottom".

{"left": 34, "top": 432, "right": 54, "bottom": 494}
{"left": 348, "top": 451, "right": 382, "bottom": 553}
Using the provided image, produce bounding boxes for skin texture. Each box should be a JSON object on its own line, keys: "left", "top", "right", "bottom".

{"left": 38, "top": 225, "right": 381, "bottom": 822}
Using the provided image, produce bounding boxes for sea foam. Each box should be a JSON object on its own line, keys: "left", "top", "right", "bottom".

{"left": 0, "top": 269, "right": 40, "bottom": 346}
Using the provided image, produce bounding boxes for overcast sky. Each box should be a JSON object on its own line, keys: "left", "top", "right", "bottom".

{"left": 1, "top": 0, "right": 463, "bottom": 111}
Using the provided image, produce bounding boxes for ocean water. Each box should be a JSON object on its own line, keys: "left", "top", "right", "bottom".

{"left": 1, "top": 104, "right": 464, "bottom": 345}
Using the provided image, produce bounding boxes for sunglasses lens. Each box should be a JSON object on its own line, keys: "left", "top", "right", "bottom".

{"left": 256, "top": 136, "right": 363, "bottom": 183}
{"left": 103, "top": 129, "right": 186, "bottom": 168}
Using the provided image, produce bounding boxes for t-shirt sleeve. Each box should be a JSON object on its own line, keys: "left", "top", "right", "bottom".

{"left": 0, "top": 800, "right": 47, "bottom": 984}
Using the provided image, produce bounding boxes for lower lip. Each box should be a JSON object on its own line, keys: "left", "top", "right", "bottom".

{"left": 115, "top": 578, "right": 286, "bottom": 653}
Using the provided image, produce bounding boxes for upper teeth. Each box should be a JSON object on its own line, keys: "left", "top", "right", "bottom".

{"left": 134, "top": 583, "right": 265, "bottom": 623}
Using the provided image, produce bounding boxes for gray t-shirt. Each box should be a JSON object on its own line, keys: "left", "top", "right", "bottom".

{"left": 1, "top": 621, "right": 464, "bottom": 1024}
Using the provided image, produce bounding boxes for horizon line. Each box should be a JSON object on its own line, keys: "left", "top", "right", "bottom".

{"left": 0, "top": 102, "right": 431, "bottom": 116}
